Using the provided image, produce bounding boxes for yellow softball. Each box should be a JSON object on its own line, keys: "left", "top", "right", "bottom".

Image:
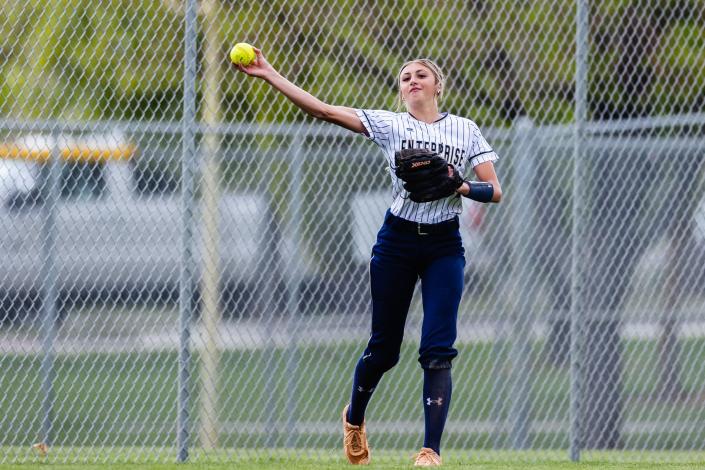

{"left": 230, "top": 43, "right": 255, "bottom": 66}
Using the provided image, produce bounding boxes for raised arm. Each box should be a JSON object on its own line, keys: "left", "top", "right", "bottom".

{"left": 235, "top": 48, "right": 366, "bottom": 134}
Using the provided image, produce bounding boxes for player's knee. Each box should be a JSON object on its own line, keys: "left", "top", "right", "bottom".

{"left": 365, "top": 351, "right": 400, "bottom": 373}
{"left": 418, "top": 348, "right": 457, "bottom": 370}
{"left": 378, "top": 355, "right": 401, "bottom": 373}
{"left": 419, "top": 357, "right": 453, "bottom": 370}
{"left": 418, "top": 345, "right": 457, "bottom": 370}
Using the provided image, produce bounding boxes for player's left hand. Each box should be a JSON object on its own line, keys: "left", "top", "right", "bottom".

{"left": 394, "top": 148, "right": 464, "bottom": 203}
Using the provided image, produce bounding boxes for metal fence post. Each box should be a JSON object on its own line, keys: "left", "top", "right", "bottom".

{"left": 178, "top": 0, "right": 198, "bottom": 462}
{"left": 284, "top": 138, "right": 305, "bottom": 448}
{"left": 508, "top": 117, "right": 536, "bottom": 450}
{"left": 570, "top": 0, "right": 589, "bottom": 462}
{"left": 39, "top": 132, "right": 61, "bottom": 447}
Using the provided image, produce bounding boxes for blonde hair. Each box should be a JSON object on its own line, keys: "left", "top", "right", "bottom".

{"left": 396, "top": 59, "right": 446, "bottom": 110}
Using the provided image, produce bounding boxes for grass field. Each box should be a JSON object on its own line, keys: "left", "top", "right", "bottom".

{"left": 2, "top": 338, "right": 705, "bottom": 464}
{"left": 3, "top": 448, "right": 705, "bottom": 469}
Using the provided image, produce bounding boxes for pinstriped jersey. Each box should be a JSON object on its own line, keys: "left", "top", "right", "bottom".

{"left": 355, "top": 109, "right": 499, "bottom": 224}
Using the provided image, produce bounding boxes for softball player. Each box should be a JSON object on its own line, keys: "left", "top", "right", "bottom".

{"left": 236, "top": 49, "right": 502, "bottom": 467}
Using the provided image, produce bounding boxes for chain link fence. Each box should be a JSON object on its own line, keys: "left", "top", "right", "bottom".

{"left": 1, "top": 0, "right": 705, "bottom": 464}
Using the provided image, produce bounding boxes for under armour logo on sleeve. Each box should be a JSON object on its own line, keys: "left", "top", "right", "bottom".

{"left": 426, "top": 397, "right": 443, "bottom": 406}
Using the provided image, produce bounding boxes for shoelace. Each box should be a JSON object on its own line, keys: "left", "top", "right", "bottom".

{"left": 415, "top": 449, "right": 440, "bottom": 465}
{"left": 345, "top": 429, "right": 364, "bottom": 455}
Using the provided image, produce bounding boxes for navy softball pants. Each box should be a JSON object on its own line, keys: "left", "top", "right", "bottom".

{"left": 362, "top": 210, "right": 465, "bottom": 372}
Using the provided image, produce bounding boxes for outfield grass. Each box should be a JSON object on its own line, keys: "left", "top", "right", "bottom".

{"left": 2, "top": 339, "right": 705, "bottom": 454}
{"left": 2, "top": 448, "right": 705, "bottom": 469}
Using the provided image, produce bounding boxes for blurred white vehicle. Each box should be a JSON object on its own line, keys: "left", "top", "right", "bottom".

{"left": 0, "top": 133, "right": 272, "bottom": 323}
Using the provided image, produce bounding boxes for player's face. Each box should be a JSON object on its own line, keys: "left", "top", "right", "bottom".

{"left": 399, "top": 64, "right": 439, "bottom": 106}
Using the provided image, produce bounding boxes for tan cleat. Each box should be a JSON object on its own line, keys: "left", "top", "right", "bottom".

{"left": 414, "top": 447, "right": 442, "bottom": 466}
{"left": 32, "top": 443, "right": 48, "bottom": 457}
{"left": 342, "top": 405, "right": 370, "bottom": 464}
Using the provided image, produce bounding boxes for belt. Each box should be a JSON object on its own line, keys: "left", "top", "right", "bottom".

{"left": 385, "top": 212, "right": 459, "bottom": 236}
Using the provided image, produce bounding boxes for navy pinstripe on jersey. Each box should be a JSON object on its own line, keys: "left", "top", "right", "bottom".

{"left": 355, "top": 109, "right": 499, "bottom": 224}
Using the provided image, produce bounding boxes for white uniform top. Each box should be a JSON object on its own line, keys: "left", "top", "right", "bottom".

{"left": 356, "top": 109, "right": 499, "bottom": 224}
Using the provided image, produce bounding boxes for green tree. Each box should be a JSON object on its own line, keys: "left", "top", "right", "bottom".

{"left": 0, "top": 0, "right": 183, "bottom": 121}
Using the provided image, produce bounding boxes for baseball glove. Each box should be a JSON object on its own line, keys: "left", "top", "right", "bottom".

{"left": 394, "top": 148, "right": 464, "bottom": 203}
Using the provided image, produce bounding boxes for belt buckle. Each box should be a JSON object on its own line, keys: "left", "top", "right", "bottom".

{"left": 417, "top": 223, "right": 429, "bottom": 236}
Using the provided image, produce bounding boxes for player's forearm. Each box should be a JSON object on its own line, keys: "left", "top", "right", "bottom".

{"left": 264, "top": 72, "right": 330, "bottom": 119}
{"left": 458, "top": 181, "right": 502, "bottom": 203}
{"left": 466, "top": 161, "right": 502, "bottom": 203}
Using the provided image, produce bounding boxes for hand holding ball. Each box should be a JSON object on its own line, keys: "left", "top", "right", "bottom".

{"left": 230, "top": 43, "right": 256, "bottom": 66}
{"left": 230, "top": 43, "right": 271, "bottom": 79}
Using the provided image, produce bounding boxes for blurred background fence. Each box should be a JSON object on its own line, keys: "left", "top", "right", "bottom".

{"left": 1, "top": 0, "right": 705, "bottom": 464}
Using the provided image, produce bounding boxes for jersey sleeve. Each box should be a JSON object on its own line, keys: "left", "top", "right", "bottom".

{"left": 355, "top": 109, "right": 396, "bottom": 147}
{"left": 466, "top": 121, "right": 499, "bottom": 167}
